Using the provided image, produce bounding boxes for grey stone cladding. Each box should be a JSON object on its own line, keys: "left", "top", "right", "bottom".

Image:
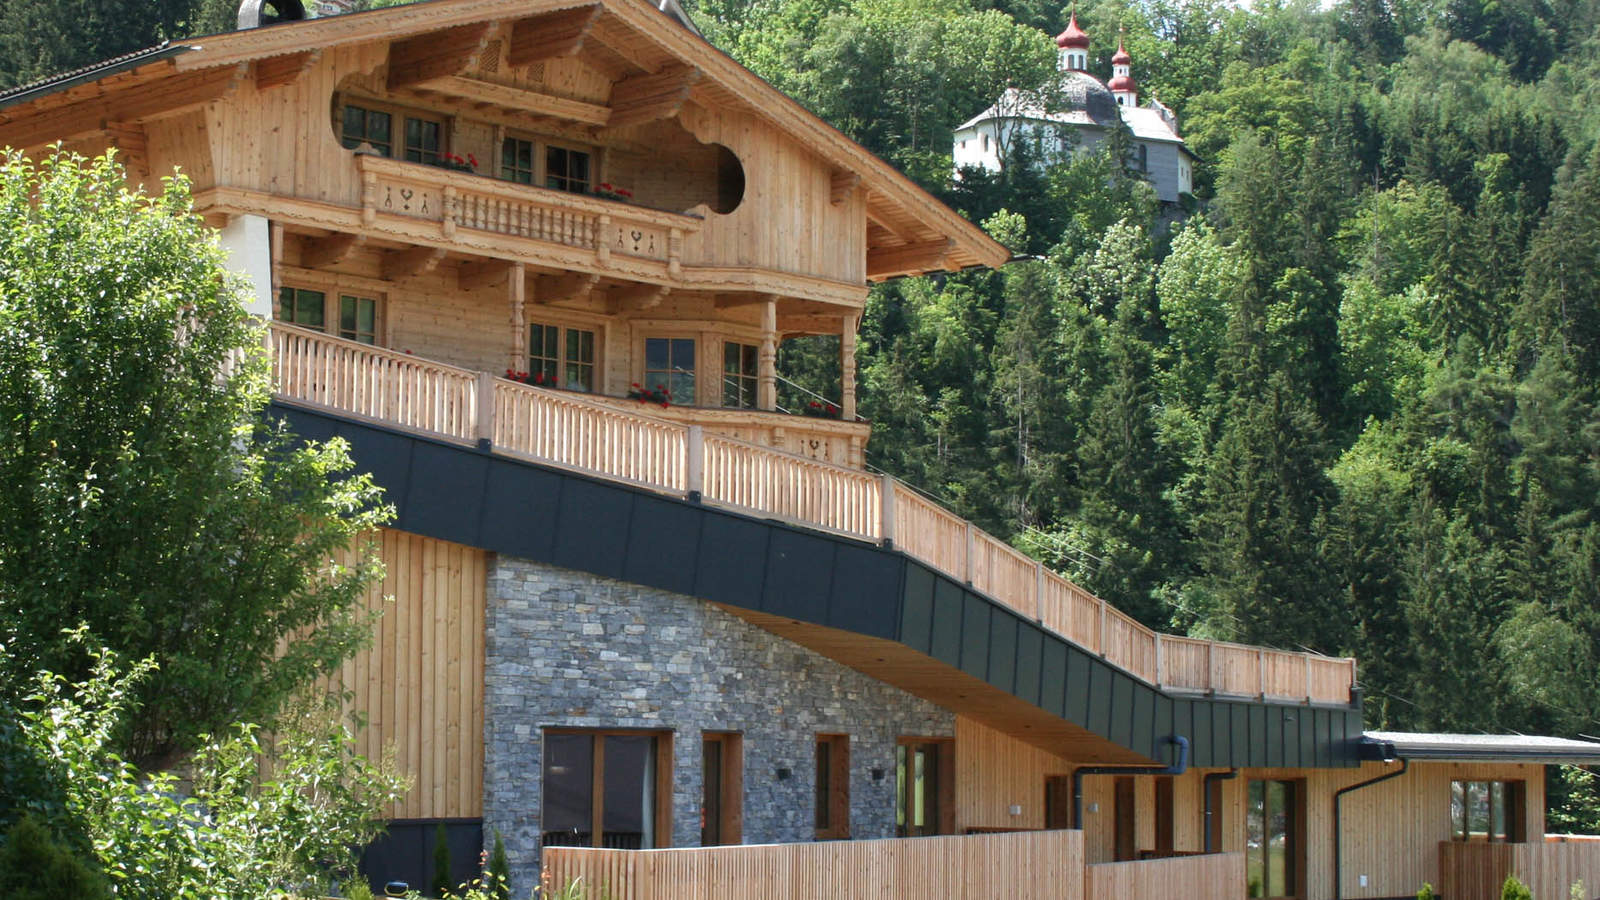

{"left": 482, "top": 554, "right": 954, "bottom": 890}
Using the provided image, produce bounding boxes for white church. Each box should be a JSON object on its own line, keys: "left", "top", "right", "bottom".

{"left": 953, "top": 15, "right": 1195, "bottom": 203}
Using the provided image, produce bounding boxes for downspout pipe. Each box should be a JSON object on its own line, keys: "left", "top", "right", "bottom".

{"left": 1202, "top": 769, "right": 1239, "bottom": 853}
{"left": 1071, "top": 735, "right": 1189, "bottom": 828}
{"left": 1333, "top": 746, "right": 1406, "bottom": 900}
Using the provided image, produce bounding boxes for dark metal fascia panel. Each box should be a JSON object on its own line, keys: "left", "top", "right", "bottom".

{"left": 271, "top": 403, "right": 1367, "bottom": 769}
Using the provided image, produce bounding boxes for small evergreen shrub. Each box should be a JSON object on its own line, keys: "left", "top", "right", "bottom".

{"left": 1503, "top": 875, "right": 1533, "bottom": 900}
{"left": 489, "top": 830, "right": 511, "bottom": 900}
{"left": 432, "top": 823, "right": 454, "bottom": 897}
{"left": 1417, "top": 882, "right": 1437, "bottom": 900}
{"left": 0, "top": 814, "right": 112, "bottom": 900}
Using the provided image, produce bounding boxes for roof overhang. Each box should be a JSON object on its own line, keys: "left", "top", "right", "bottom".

{"left": 1361, "top": 731, "right": 1600, "bottom": 765}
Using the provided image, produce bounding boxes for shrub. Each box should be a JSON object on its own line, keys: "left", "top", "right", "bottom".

{"left": 0, "top": 814, "right": 111, "bottom": 900}
{"left": 1417, "top": 883, "right": 1436, "bottom": 900}
{"left": 1503, "top": 875, "right": 1533, "bottom": 900}
{"left": 433, "top": 823, "right": 455, "bottom": 897}
{"left": 489, "top": 830, "right": 511, "bottom": 900}
{"left": 0, "top": 639, "right": 407, "bottom": 899}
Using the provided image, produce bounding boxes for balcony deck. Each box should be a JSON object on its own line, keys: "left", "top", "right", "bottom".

{"left": 269, "top": 322, "right": 1357, "bottom": 706}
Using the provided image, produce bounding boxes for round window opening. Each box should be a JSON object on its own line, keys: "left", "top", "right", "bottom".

{"left": 713, "top": 144, "right": 744, "bottom": 215}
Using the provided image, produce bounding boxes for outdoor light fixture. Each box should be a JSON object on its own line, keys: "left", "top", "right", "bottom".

{"left": 775, "top": 766, "right": 792, "bottom": 780}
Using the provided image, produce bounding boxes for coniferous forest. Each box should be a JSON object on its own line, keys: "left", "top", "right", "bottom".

{"left": 5, "top": 0, "right": 1600, "bottom": 817}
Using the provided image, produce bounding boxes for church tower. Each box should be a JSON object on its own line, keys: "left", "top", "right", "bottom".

{"left": 1109, "top": 35, "right": 1137, "bottom": 106}
{"left": 1055, "top": 12, "right": 1090, "bottom": 73}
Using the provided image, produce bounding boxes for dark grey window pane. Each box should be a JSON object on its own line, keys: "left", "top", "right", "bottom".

{"left": 542, "top": 733, "right": 594, "bottom": 847}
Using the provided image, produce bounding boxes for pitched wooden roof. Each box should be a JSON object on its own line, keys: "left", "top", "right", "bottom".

{"left": 0, "top": 0, "right": 1008, "bottom": 275}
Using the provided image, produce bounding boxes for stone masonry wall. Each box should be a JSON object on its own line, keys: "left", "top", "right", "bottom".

{"left": 482, "top": 555, "right": 954, "bottom": 891}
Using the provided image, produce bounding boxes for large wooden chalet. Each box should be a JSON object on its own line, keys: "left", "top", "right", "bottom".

{"left": 5, "top": 1, "right": 1600, "bottom": 897}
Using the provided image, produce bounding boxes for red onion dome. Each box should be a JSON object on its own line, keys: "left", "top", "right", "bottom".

{"left": 1108, "top": 74, "right": 1137, "bottom": 92}
{"left": 1055, "top": 13, "right": 1090, "bottom": 49}
{"left": 1112, "top": 41, "right": 1132, "bottom": 64}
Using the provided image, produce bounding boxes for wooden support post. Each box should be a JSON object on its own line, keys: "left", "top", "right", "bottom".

{"left": 964, "top": 521, "right": 974, "bottom": 585}
{"left": 841, "top": 313, "right": 858, "bottom": 421}
{"left": 879, "top": 475, "right": 896, "bottom": 547}
{"left": 442, "top": 186, "right": 459, "bottom": 240}
{"left": 1207, "top": 641, "right": 1216, "bottom": 694}
{"left": 1304, "top": 654, "right": 1313, "bottom": 703}
{"left": 1154, "top": 633, "right": 1164, "bottom": 688}
{"left": 1034, "top": 562, "right": 1044, "bottom": 625}
{"left": 475, "top": 371, "right": 495, "bottom": 446}
{"left": 758, "top": 297, "right": 778, "bottom": 411}
{"left": 1257, "top": 649, "right": 1266, "bottom": 700}
{"left": 686, "top": 425, "right": 704, "bottom": 500}
{"left": 508, "top": 263, "right": 526, "bottom": 372}
{"left": 1098, "top": 597, "right": 1108, "bottom": 657}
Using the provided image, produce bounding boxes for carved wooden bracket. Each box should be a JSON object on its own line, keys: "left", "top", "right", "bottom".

{"left": 507, "top": 5, "right": 602, "bottom": 67}
{"left": 387, "top": 22, "right": 494, "bottom": 90}
{"left": 534, "top": 271, "right": 601, "bottom": 305}
{"left": 381, "top": 246, "right": 447, "bottom": 281}
{"left": 603, "top": 64, "right": 702, "bottom": 132}
{"left": 301, "top": 233, "right": 366, "bottom": 269}
{"left": 256, "top": 50, "right": 320, "bottom": 90}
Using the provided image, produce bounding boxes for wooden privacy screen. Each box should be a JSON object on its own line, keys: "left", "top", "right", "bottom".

{"left": 330, "top": 529, "right": 487, "bottom": 819}
{"left": 273, "top": 324, "right": 1356, "bottom": 704}
{"left": 542, "top": 829, "right": 1087, "bottom": 900}
{"left": 1438, "top": 840, "right": 1600, "bottom": 900}
{"left": 1084, "top": 853, "right": 1244, "bottom": 898}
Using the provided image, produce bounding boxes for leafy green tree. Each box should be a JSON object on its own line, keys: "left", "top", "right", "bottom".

{"left": 0, "top": 151, "right": 390, "bottom": 767}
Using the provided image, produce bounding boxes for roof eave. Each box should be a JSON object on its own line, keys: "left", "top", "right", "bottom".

{"left": 0, "top": 43, "right": 191, "bottom": 111}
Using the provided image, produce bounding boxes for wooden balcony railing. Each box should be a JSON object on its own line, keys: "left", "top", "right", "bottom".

{"left": 357, "top": 154, "right": 698, "bottom": 270}
{"left": 270, "top": 324, "right": 1358, "bottom": 705}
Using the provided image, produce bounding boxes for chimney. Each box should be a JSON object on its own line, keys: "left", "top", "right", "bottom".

{"left": 238, "top": 0, "right": 307, "bottom": 29}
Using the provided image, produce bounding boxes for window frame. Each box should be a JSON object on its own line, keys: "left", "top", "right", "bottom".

{"left": 540, "top": 727, "right": 674, "bottom": 851}
{"left": 526, "top": 320, "right": 600, "bottom": 392}
{"left": 641, "top": 334, "right": 699, "bottom": 407}
{"left": 895, "top": 737, "right": 953, "bottom": 837}
{"left": 275, "top": 283, "right": 385, "bottom": 347}
{"left": 336, "top": 96, "right": 448, "bottom": 165}
{"left": 721, "top": 340, "right": 759, "bottom": 409}
{"left": 701, "top": 731, "right": 743, "bottom": 847}
{"left": 545, "top": 142, "right": 594, "bottom": 194}
{"left": 815, "top": 733, "right": 851, "bottom": 841}
{"left": 1246, "top": 778, "right": 1305, "bottom": 900}
{"left": 1451, "top": 779, "right": 1525, "bottom": 843}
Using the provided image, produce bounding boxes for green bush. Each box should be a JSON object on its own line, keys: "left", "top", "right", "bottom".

{"left": 432, "top": 822, "right": 455, "bottom": 897}
{"left": 489, "top": 830, "right": 511, "bottom": 900}
{"left": 0, "top": 640, "right": 408, "bottom": 900}
{"left": 1503, "top": 875, "right": 1533, "bottom": 900}
{"left": 1417, "top": 883, "right": 1437, "bottom": 900}
{"left": 0, "top": 814, "right": 111, "bottom": 900}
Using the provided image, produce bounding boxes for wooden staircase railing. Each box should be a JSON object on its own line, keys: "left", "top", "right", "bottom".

{"left": 269, "top": 323, "right": 1358, "bottom": 705}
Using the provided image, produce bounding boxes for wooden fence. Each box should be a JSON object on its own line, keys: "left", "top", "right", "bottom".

{"left": 1084, "top": 852, "right": 1245, "bottom": 899}
{"left": 270, "top": 324, "right": 1357, "bottom": 703}
{"left": 1439, "top": 840, "right": 1600, "bottom": 900}
{"left": 541, "top": 829, "right": 1086, "bottom": 900}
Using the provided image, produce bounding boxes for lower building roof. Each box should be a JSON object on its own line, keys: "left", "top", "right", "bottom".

{"left": 1363, "top": 730, "right": 1600, "bottom": 764}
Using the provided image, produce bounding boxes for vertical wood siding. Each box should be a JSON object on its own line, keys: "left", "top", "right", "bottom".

{"left": 333, "top": 528, "right": 486, "bottom": 819}
{"left": 542, "top": 829, "right": 1085, "bottom": 900}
